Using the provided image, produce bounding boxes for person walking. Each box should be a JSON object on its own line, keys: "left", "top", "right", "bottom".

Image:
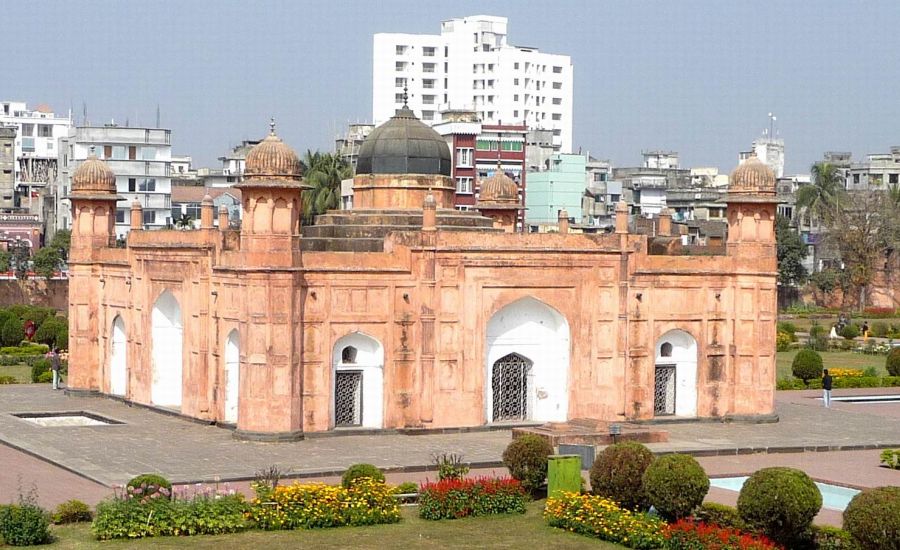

{"left": 49, "top": 347, "right": 61, "bottom": 390}
{"left": 862, "top": 321, "right": 870, "bottom": 340}
{"left": 822, "top": 369, "right": 833, "bottom": 408}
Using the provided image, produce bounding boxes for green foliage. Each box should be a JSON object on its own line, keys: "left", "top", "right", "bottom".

{"left": 418, "top": 477, "right": 527, "bottom": 520}
{"left": 10, "top": 240, "right": 30, "bottom": 280}
{"left": 840, "top": 323, "right": 861, "bottom": 340}
{"left": 21, "top": 306, "right": 54, "bottom": 327}
{"left": 126, "top": 474, "right": 173, "bottom": 501}
{"left": 779, "top": 375, "right": 900, "bottom": 390}
{"left": 791, "top": 349, "right": 824, "bottom": 383}
{"left": 842, "top": 486, "right": 900, "bottom": 550}
{"left": 590, "top": 441, "right": 655, "bottom": 511}
{"left": 30, "top": 358, "right": 51, "bottom": 383}
{"left": 641, "top": 453, "right": 709, "bottom": 521}
{"left": 693, "top": 502, "right": 746, "bottom": 530}
{"left": 432, "top": 452, "right": 470, "bottom": 481}
{"left": 48, "top": 229, "right": 71, "bottom": 258}
{"left": 51, "top": 499, "right": 92, "bottom": 524}
{"left": 0, "top": 250, "right": 10, "bottom": 272}
{"left": 0, "top": 503, "right": 51, "bottom": 546}
{"left": 880, "top": 449, "right": 900, "bottom": 469}
{"left": 776, "top": 321, "right": 797, "bottom": 337}
{"left": 34, "top": 316, "right": 66, "bottom": 347}
{"left": 809, "top": 268, "right": 843, "bottom": 297}
{"left": 36, "top": 371, "right": 52, "bottom": 383}
{"left": 810, "top": 525, "right": 862, "bottom": 550}
{"left": 737, "top": 467, "right": 822, "bottom": 547}
{"left": 393, "top": 482, "right": 418, "bottom": 495}
{"left": 55, "top": 323, "right": 68, "bottom": 351}
{"left": 776, "top": 215, "right": 808, "bottom": 286}
{"left": 0, "top": 342, "right": 49, "bottom": 356}
{"left": 808, "top": 323, "right": 829, "bottom": 351}
{"left": 1, "top": 317, "right": 25, "bottom": 347}
{"left": 0, "top": 375, "right": 18, "bottom": 384}
{"left": 341, "top": 463, "right": 385, "bottom": 488}
{"left": 664, "top": 520, "right": 781, "bottom": 549}
{"left": 92, "top": 494, "right": 247, "bottom": 540}
{"left": 501, "top": 434, "right": 553, "bottom": 494}
{"left": 870, "top": 321, "right": 889, "bottom": 338}
{"left": 301, "top": 151, "right": 352, "bottom": 224}
{"left": 776, "top": 331, "right": 794, "bottom": 351}
{"left": 31, "top": 247, "right": 61, "bottom": 279}
{"left": 544, "top": 492, "right": 666, "bottom": 549}
{"left": 886, "top": 348, "right": 900, "bottom": 376}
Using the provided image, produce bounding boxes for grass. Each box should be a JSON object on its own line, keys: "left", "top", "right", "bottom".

{"left": 776, "top": 350, "right": 889, "bottom": 380}
{"left": 0, "top": 363, "right": 32, "bottom": 383}
{"left": 46, "top": 501, "right": 623, "bottom": 549}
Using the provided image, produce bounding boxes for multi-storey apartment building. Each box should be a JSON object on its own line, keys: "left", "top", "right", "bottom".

{"left": 58, "top": 125, "right": 173, "bottom": 236}
{"left": 846, "top": 146, "right": 900, "bottom": 190}
{"left": 373, "top": 15, "right": 573, "bottom": 152}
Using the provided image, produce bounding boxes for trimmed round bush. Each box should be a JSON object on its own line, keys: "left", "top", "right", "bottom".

{"left": 843, "top": 486, "right": 900, "bottom": 550}
{"left": 341, "top": 463, "right": 385, "bottom": 488}
{"left": 642, "top": 453, "right": 709, "bottom": 520}
{"left": 393, "top": 481, "right": 418, "bottom": 495}
{"left": 737, "top": 467, "right": 822, "bottom": 547}
{"left": 792, "top": 349, "right": 824, "bottom": 384}
{"left": 126, "top": 474, "right": 172, "bottom": 501}
{"left": 840, "top": 323, "right": 860, "bottom": 340}
{"left": 886, "top": 348, "right": 900, "bottom": 377}
{"left": 870, "top": 321, "right": 889, "bottom": 338}
{"left": 1, "top": 317, "right": 24, "bottom": 348}
{"left": 502, "top": 434, "right": 553, "bottom": 493}
{"left": 776, "top": 321, "right": 797, "bottom": 338}
{"left": 0, "top": 503, "right": 51, "bottom": 546}
{"left": 30, "top": 358, "right": 51, "bottom": 383}
{"left": 51, "top": 499, "right": 92, "bottom": 524}
{"left": 590, "top": 441, "right": 655, "bottom": 511}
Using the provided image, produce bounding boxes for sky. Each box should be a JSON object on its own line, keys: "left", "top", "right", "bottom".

{"left": 5, "top": 0, "right": 900, "bottom": 174}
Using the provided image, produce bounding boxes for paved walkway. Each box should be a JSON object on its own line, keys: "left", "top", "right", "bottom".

{"left": 0, "top": 385, "right": 897, "bottom": 489}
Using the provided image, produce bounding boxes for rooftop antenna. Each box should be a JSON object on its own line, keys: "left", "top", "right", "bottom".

{"left": 402, "top": 80, "right": 409, "bottom": 107}
{"left": 269, "top": 116, "right": 276, "bottom": 135}
{"left": 156, "top": 104, "right": 161, "bottom": 128}
{"left": 768, "top": 112, "right": 776, "bottom": 140}
{"left": 82, "top": 102, "right": 88, "bottom": 126}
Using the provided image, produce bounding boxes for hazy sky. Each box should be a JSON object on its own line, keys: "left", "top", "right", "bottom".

{"left": 6, "top": 1, "right": 899, "bottom": 173}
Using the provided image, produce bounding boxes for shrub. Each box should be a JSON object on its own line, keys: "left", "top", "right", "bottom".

{"left": 432, "top": 452, "right": 470, "bottom": 481}
{"left": 0, "top": 375, "right": 17, "bottom": 384}
{"left": 862, "top": 366, "right": 879, "bottom": 377}
{"left": 341, "top": 463, "right": 385, "bottom": 488}
{"left": 125, "top": 474, "right": 172, "bottom": 502}
{"left": 811, "top": 525, "right": 861, "bottom": 550}
{"left": 776, "top": 321, "right": 797, "bottom": 338}
{"left": 840, "top": 323, "right": 860, "bottom": 340}
{"left": 394, "top": 481, "right": 418, "bottom": 494}
{"left": 92, "top": 494, "right": 247, "bottom": 540}
{"left": 870, "top": 321, "right": 889, "bottom": 338}
{"left": 247, "top": 478, "right": 400, "bottom": 530}
{"left": 792, "top": 349, "right": 824, "bottom": 384}
{"left": 880, "top": 449, "right": 900, "bottom": 469}
{"left": 34, "top": 317, "right": 65, "bottom": 347}
{"left": 693, "top": 502, "right": 745, "bottom": 530}
{"left": 664, "top": 520, "right": 780, "bottom": 549}
{"left": 590, "top": 441, "right": 655, "bottom": 511}
{"left": 502, "top": 434, "right": 553, "bottom": 493}
{"left": 642, "top": 454, "right": 709, "bottom": 521}
{"left": 808, "top": 324, "right": 829, "bottom": 351}
{"left": 36, "top": 371, "right": 52, "bottom": 383}
{"left": 544, "top": 492, "right": 666, "bottom": 549}
{"left": 843, "top": 486, "right": 900, "bottom": 550}
{"left": 0, "top": 504, "right": 51, "bottom": 546}
{"left": 30, "top": 358, "right": 51, "bottom": 383}
{"left": 418, "top": 476, "right": 527, "bottom": 520}
{"left": 886, "top": 348, "right": 900, "bottom": 377}
{"left": 51, "top": 499, "right": 92, "bottom": 524}
{"left": 737, "top": 467, "right": 822, "bottom": 547}
{"left": 776, "top": 331, "right": 793, "bottom": 351}
{"left": 0, "top": 318, "right": 24, "bottom": 348}
{"left": 54, "top": 323, "right": 68, "bottom": 351}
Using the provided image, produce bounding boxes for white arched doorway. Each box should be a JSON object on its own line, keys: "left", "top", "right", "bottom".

{"left": 151, "top": 291, "right": 183, "bottom": 409}
{"left": 224, "top": 330, "right": 239, "bottom": 424}
{"left": 485, "top": 297, "right": 570, "bottom": 423}
{"left": 332, "top": 333, "right": 384, "bottom": 429}
{"left": 654, "top": 330, "right": 698, "bottom": 417}
{"left": 109, "top": 316, "right": 127, "bottom": 396}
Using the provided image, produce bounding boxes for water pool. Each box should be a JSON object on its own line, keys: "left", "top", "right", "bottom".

{"left": 709, "top": 476, "right": 860, "bottom": 511}
{"left": 819, "top": 394, "right": 900, "bottom": 404}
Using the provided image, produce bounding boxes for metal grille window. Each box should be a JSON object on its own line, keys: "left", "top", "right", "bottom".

{"left": 491, "top": 353, "right": 530, "bottom": 421}
{"left": 654, "top": 365, "right": 676, "bottom": 416}
{"left": 335, "top": 371, "right": 362, "bottom": 426}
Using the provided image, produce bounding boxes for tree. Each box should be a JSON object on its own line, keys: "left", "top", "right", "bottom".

{"left": 32, "top": 247, "right": 62, "bottom": 279}
{"left": 48, "top": 229, "right": 71, "bottom": 261}
{"left": 11, "top": 241, "right": 31, "bottom": 280}
{"left": 796, "top": 162, "right": 845, "bottom": 225}
{"left": 301, "top": 150, "right": 351, "bottom": 224}
{"left": 775, "top": 215, "right": 807, "bottom": 286}
{"left": 175, "top": 214, "right": 194, "bottom": 230}
{"left": 0, "top": 250, "right": 10, "bottom": 273}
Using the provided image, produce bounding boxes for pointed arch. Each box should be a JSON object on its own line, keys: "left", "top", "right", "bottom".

{"left": 224, "top": 329, "right": 239, "bottom": 424}
{"left": 332, "top": 332, "right": 384, "bottom": 429}
{"left": 654, "top": 329, "right": 698, "bottom": 417}
{"left": 151, "top": 290, "right": 183, "bottom": 408}
{"left": 109, "top": 315, "right": 127, "bottom": 396}
{"left": 485, "top": 297, "right": 570, "bottom": 423}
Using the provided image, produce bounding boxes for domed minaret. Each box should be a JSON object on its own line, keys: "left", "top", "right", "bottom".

{"left": 234, "top": 119, "right": 310, "bottom": 266}
{"left": 724, "top": 154, "right": 777, "bottom": 262}
{"left": 68, "top": 147, "right": 122, "bottom": 261}
{"left": 476, "top": 163, "right": 523, "bottom": 232}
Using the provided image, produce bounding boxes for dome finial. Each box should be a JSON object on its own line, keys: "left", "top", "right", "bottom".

{"left": 269, "top": 117, "right": 276, "bottom": 136}
{"left": 402, "top": 85, "right": 409, "bottom": 107}
{"left": 89, "top": 145, "right": 96, "bottom": 157}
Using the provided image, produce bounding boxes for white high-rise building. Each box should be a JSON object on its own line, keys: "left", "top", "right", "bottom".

{"left": 373, "top": 15, "right": 573, "bottom": 152}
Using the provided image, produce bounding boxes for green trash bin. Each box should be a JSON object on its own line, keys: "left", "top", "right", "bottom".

{"left": 547, "top": 454, "right": 582, "bottom": 498}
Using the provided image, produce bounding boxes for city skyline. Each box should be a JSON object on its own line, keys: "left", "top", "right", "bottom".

{"left": 5, "top": 0, "right": 900, "bottom": 173}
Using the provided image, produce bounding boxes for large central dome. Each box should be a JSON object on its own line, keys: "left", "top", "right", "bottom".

{"left": 356, "top": 106, "right": 451, "bottom": 176}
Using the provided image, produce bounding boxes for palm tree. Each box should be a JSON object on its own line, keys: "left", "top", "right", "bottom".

{"left": 175, "top": 214, "right": 193, "bottom": 230}
{"left": 301, "top": 151, "right": 351, "bottom": 224}
{"left": 796, "top": 162, "right": 844, "bottom": 225}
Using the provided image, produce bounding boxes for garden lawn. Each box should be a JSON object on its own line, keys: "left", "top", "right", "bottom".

{"left": 0, "top": 363, "right": 32, "bottom": 383}
{"left": 776, "top": 350, "right": 888, "bottom": 380}
{"left": 46, "top": 501, "right": 624, "bottom": 549}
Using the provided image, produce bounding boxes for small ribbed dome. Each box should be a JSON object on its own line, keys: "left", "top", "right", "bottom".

{"left": 244, "top": 122, "right": 302, "bottom": 180}
{"left": 478, "top": 168, "right": 519, "bottom": 203}
{"left": 356, "top": 106, "right": 451, "bottom": 176}
{"left": 730, "top": 155, "right": 775, "bottom": 195}
{"left": 72, "top": 154, "right": 117, "bottom": 196}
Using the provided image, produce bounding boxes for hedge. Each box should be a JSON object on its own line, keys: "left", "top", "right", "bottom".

{"left": 92, "top": 494, "right": 247, "bottom": 540}
{"left": 777, "top": 376, "right": 900, "bottom": 390}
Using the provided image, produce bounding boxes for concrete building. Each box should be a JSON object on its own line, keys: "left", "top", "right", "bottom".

{"left": 67, "top": 108, "right": 778, "bottom": 438}
{"left": 643, "top": 150, "right": 680, "bottom": 170}
{"left": 58, "top": 125, "right": 173, "bottom": 235}
{"left": 0, "top": 101, "right": 73, "bottom": 223}
{"left": 373, "top": 15, "right": 573, "bottom": 152}
{"left": 0, "top": 127, "right": 15, "bottom": 210}
{"left": 739, "top": 136, "right": 784, "bottom": 179}
{"left": 846, "top": 146, "right": 900, "bottom": 191}
{"left": 171, "top": 186, "right": 241, "bottom": 229}
{"left": 335, "top": 123, "right": 375, "bottom": 173}
{"left": 525, "top": 153, "right": 585, "bottom": 230}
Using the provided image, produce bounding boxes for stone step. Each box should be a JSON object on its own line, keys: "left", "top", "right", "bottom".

{"left": 300, "top": 237, "right": 385, "bottom": 252}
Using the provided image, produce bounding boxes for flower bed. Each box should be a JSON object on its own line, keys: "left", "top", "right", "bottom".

{"left": 828, "top": 368, "right": 865, "bottom": 378}
{"left": 92, "top": 494, "right": 247, "bottom": 540}
{"left": 544, "top": 492, "right": 666, "bottom": 549}
{"left": 247, "top": 477, "right": 400, "bottom": 530}
{"left": 418, "top": 476, "right": 527, "bottom": 520}
{"left": 664, "top": 519, "right": 780, "bottom": 549}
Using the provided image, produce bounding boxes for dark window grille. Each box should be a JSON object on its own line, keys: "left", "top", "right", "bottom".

{"left": 491, "top": 353, "right": 530, "bottom": 421}
{"left": 654, "top": 364, "right": 676, "bottom": 416}
{"left": 335, "top": 371, "right": 362, "bottom": 427}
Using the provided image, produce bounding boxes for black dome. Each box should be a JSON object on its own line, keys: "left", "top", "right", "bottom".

{"left": 356, "top": 107, "right": 451, "bottom": 176}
